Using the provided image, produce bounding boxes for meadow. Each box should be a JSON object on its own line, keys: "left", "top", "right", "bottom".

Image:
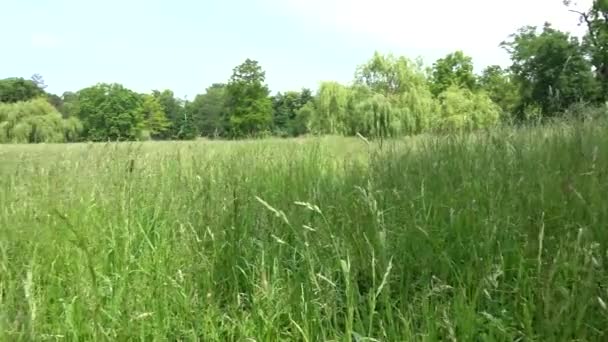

{"left": 1, "top": 120, "right": 608, "bottom": 341}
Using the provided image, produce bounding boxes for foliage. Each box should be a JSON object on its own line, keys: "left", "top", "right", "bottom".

{"left": 436, "top": 85, "right": 501, "bottom": 131}
{"left": 565, "top": 0, "right": 608, "bottom": 99}
{"left": 354, "top": 52, "right": 439, "bottom": 135}
{"left": 355, "top": 52, "right": 429, "bottom": 96}
{"left": 479, "top": 65, "right": 521, "bottom": 118}
{"left": 308, "top": 81, "right": 351, "bottom": 135}
{"left": 293, "top": 101, "right": 315, "bottom": 136}
{"left": 225, "top": 59, "right": 273, "bottom": 137}
{"left": 0, "top": 77, "right": 45, "bottom": 103}
{"left": 351, "top": 92, "right": 393, "bottom": 138}
{"left": 59, "top": 91, "right": 80, "bottom": 118}
{"left": 502, "top": 23, "right": 600, "bottom": 118}
{"left": 188, "top": 83, "right": 227, "bottom": 138}
{"left": 138, "top": 94, "right": 171, "bottom": 139}
{"left": 272, "top": 88, "right": 314, "bottom": 137}
{"left": 152, "top": 90, "right": 188, "bottom": 140}
{"left": 75, "top": 83, "right": 146, "bottom": 141}
{"left": 391, "top": 84, "right": 438, "bottom": 135}
{"left": 430, "top": 50, "right": 477, "bottom": 96}
{"left": 175, "top": 106, "right": 198, "bottom": 140}
{"left": 0, "top": 98, "right": 83, "bottom": 143}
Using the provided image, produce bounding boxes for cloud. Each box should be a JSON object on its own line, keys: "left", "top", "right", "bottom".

{"left": 31, "top": 32, "right": 61, "bottom": 48}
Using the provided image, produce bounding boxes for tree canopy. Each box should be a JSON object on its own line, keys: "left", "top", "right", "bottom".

{"left": 430, "top": 50, "right": 477, "bottom": 96}
{"left": 74, "top": 83, "right": 147, "bottom": 141}
{"left": 0, "top": 77, "right": 45, "bottom": 104}
{"left": 188, "top": 83, "right": 227, "bottom": 138}
{"left": 0, "top": 98, "right": 82, "bottom": 143}
{"left": 502, "top": 23, "right": 599, "bottom": 117}
{"left": 224, "top": 59, "right": 273, "bottom": 138}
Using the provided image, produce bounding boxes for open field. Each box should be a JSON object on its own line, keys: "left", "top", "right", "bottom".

{"left": 1, "top": 121, "right": 608, "bottom": 341}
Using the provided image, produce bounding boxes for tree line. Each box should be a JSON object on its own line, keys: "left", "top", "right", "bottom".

{"left": 1, "top": 0, "right": 606, "bottom": 143}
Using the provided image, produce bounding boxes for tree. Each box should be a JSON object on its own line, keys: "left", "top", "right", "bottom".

{"left": 0, "top": 77, "right": 45, "bottom": 103}
{"left": 152, "top": 89, "right": 185, "bottom": 139}
{"left": 502, "top": 23, "right": 599, "bottom": 118}
{"left": 293, "top": 101, "right": 315, "bottom": 136}
{"left": 59, "top": 91, "right": 80, "bottom": 118}
{"left": 479, "top": 65, "right": 521, "bottom": 118}
{"left": 355, "top": 52, "right": 429, "bottom": 96}
{"left": 430, "top": 50, "right": 477, "bottom": 96}
{"left": 565, "top": 0, "right": 608, "bottom": 99}
{"left": 188, "top": 83, "right": 227, "bottom": 137}
{"left": 436, "top": 85, "right": 501, "bottom": 131}
{"left": 271, "top": 88, "right": 313, "bottom": 136}
{"left": 0, "top": 98, "right": 82, "bottom": 143}
{"left": 138, "top": 94, "right": 171, "bottom": 139}
{"left": 75, "top": 83, "right": 145, "bottom": 141}
{"left": 225, "top": 59, "right": 273, "bottom": 137}
{"left": 300, "top": 88, "right": 314, "bottom": 106}
{"left": 46, "top": 93, "right": 64, "bottom": 114}
{"left": 309, "top": 81, "right": 351, "bottom": 135}
{"left": 352, "top": 93, "right": 394, "bottom": 138}
{"left": 355, "top": 52, "right": 438, "bottom": 135}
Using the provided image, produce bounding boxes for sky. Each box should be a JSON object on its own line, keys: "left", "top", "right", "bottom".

{"left": 0, "top": 0, "right": 593, "bottom": 99}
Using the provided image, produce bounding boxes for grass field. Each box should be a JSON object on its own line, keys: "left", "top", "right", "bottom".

{"left": 1, "top": 121, "right": 608, "bottom": 341}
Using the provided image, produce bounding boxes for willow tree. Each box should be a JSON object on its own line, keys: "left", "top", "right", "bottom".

{"left": 352, "top": 93, "right": 394, "bottom": 139}
{"left": 354, "top": 52, "right": 437, "bottom": 135}
{"left": 436, "top": 85, "right": 501, "bottom": 131}
{"left": 309, "top": 81, "right": 351, "bottom": 135}
{"left": 0, "top": 98, "right": 83, "bottom": 143}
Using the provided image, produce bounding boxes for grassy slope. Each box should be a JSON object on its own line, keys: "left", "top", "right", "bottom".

{"left": 1, "top": 122, "right": 607, "bottom": 341}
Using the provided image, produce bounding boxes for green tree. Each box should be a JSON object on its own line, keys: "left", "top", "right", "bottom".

{"left": 176, "top": 100, "right": 198, "bottom": 140}
{"left": 138, "top": 94, "right": 171, "bottom": 139}
{"left": 293, "top": 101, "right": 315, "bottom": 136}
{"left": 436, "top": 85, "right": 501, "bottom": 131}
{"left": 479, "top": 65, "right": 521, "bottom": 118}
{"left": 352, "top": 92, "right": 394, "bottom": 138}
{"left": 152, "top": 89, "right": 186, "bottom": 139}
{"left": 0, "top": 98, "right": 82, "bottom": 143}
{"left": 430, "top": 50, "right": 477, "bottom": 96}
{"left": 0, "top": 77, "right": 45, "bottom": 103}
{"left": 502, "top": 23, "right": 599, "bottom": 118}
{"left": 188, "top": 83, "right": 227, "bottom": 137}
{"left": 355, "top": 52, "right": 438, "bottom": 135}
{"left": 46, "top": 93, "right": 64, "bottom": 114}
{"left": 75, "top": 83, "right": 145, "bottom": 141}
{"left": 565, "top": 0, "right": 608, "bottom": 99}
{"left": 300, "top": 88, "right": 314, "bottom": 106}
{"left": 271, "top": 89, "right": 312, "bottom": 136}
{"left": 60, "top": 91, "right": 80, "bottom": 118}
{"left": 225, "top": 59, "right": 273, "bottom": 137}
{"left": 309, "top": 81, "right": 351, "bottom": 135}
{"left": 355, "top": 52, "right": 429, "bottom": 96}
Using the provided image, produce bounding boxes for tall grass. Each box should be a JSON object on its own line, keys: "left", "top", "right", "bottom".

{"left": 1, "top": 122, "right": 607, "bottom": 341}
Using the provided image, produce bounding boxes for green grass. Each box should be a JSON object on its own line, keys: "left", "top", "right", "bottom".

{"left": 1, "top": 122, "right": 608, "bottom": 341}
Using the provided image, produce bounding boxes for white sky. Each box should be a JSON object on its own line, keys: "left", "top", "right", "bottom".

{"left": 267, "top": 0, "right": 592, "bottom": 67}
